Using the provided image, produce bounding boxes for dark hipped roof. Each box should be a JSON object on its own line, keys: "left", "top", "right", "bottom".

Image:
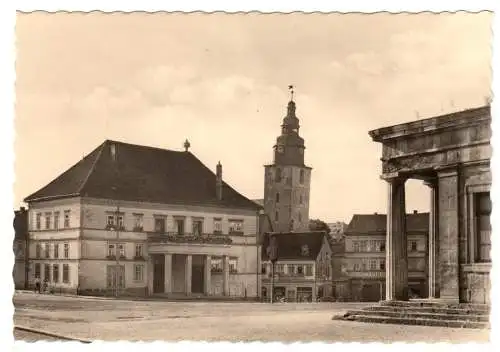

{"left": 261, "top": 231, "right": 329, "bottom": 261}
{"left": 24, "top": 140, "right": 261, "bottom": 211}
{"left": 345, "top": 212, "right": 429, "bottom": 235}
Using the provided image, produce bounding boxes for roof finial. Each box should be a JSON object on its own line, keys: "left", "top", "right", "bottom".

{"left": 288, "top": 85, "right": 295, "bottom": 102}
{"left": 183, "top": 139, "right": 191, "bottom": 152}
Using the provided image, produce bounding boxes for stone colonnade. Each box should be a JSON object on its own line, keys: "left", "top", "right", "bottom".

{"left": 149, "top": 254, "right": 231, "bottom": 296}
{"left": 384, "top": 167, "right": 460, "bottom": 303}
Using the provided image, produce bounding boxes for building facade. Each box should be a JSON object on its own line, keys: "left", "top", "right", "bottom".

{"left": 261, "top": 232, "right": 333, "bottom": 302}
{"left": 369, "top": 105, "right": 491, "bottom": 304}
{"left": 24, "top": 140, "right": 262, "bottom": 298}
{"left": 263, "top": 98, "right": 312, "bottom": 232}
{"left": 13, "top": 207, "right": 29, "bottom": 289}
{"left": 343, "top": 212, "right": 429, "bottom": 302}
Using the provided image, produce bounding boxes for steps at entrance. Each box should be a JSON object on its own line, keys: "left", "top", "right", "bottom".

{"left": 333, "top": 300, "right": 490, "bottom": 329}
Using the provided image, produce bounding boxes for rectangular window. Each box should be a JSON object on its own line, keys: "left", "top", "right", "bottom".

{"left": 133, "top": 264, "right": 144, "bottom": 281}
{"left": 44, "top": 243, "right": 50, "bottom": 258}
{"left": 63, "top": 243, "right": 69, "bottom": 258}
{"left": 53, "top": 211, "right": 60, "bottom": 230}
{"left": 211, "top": 257, "right": 222, "bottom": 272}
{"left": 133, "top": 214, "right": 144, "bottom": 231}
{"left": 305, "top": 264, "right": 313, "bottom": 276}
{"left": 379, "top": 261, "right": 386, "bottom": 271}
{"left": 369, "top": 259, "right": 377, "bottom": 270}
{"left": 34, "top": 263, "right": 41, "bottom": 278}
{"left": 53, "top": 264, "right": 59, "bottom": 283}
{"left": 380, "top": 241, "right": 386, "bottom": 252}
{"left": 229, "top": 220, "right": 243, "bottom": 234}
{"left": 175, "top": 218, "right": 185, "bottom": 235}
{"left": 410, "top": 241, "right": 418, "bottom": 252}
{"left": 116, "top": 215, "right": 124, "bottom": 229}
{"left": 261, "top": 263, "right": 267, "bottom": 274}
{"left": 297, "top": 265, "right": 304, "bottom": 275}
{"left": 62, "top": 264, "right": 70, "bottom": 283}
{"left": 107, "top": 243, "right": 116, "bottom": 257}
{"left": 44, "top": 264, "right": 50, "bottom": 282}
{"left": 361, "top": 261, "right": 367, "bottom": 271}
{"left": 192, "top": 219, "right": 204, "bottom": 236}
{"left": 135, "top": 244, "right": 143, "bottom": 258}
{"left": 359, "top": 241, "right": 368, "bottom": 252}
{"left": 475, "top": 192, "right": 491, "bottom": 263}
{"left": 369, "top": 240, "right": 377, "bottom": 252}
{"left": 154, "top": 218, "right": 165, "bottom": 233}
{"left": 275, "top": 264, "right": 285, "bottom": 274}
{"left": 117, "top": 243, "right": 125, "bottom": 258}
{"left": 35, "top": 213, "right": 42, "bottom": 230}
{"left": 63, "top": 210, "right": 70, "bottom": 228}
{"left": 229, "top": 258, "right": 238, "bottom": 273}
{"left": 299, "top": 169, "right": 305, "bottom": 184}
{"left": 353, "top": 241, "right": 360, "bottom": 252}
{"left": 353, "top": 263, "right": 360, "bottom": 271}
{"left": 35, "top": 243, "right": 41, "bottom": 258}
{"left": 53, "top": 243, "right": 59, "bottom": 259}
{"left": 213, "top": 218, "right": 222, "bottom": 234}
{"left": 107, "top": 214, "right": 115, "bottom": 228}
{"left": 44, "top": 213, "right": 51, "bottom": 230}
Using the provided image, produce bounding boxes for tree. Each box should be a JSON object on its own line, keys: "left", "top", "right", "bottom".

{"left": 309, "top": 219, "right": 331, "bottom": 234}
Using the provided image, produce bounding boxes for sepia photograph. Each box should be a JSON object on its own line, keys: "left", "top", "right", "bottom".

{"left": 12, "top": 11, "right": 492, "bottom": 343}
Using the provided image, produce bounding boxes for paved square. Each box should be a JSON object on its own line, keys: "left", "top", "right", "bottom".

{"left": 13, "top": 292, "right": 490, "bottom": 342}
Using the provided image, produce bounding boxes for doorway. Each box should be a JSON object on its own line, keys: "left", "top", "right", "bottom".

{"left": 191, "top": 255, "right": 205, "bottom": 294}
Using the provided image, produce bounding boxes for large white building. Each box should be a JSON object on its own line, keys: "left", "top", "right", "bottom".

{"left": 24, "top": 140, "right": 262, "bottom": 298}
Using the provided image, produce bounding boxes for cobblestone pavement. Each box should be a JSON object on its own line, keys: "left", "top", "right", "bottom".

{"left": 13, "top": 292, "right": 490, "bottom": 343}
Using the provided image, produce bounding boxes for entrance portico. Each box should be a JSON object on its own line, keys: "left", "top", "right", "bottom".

{"left": 149, "top": 253, "right": 230, "bottom": 297}
{"left": 370, "top": 106, "right": 492, "bottom": 304}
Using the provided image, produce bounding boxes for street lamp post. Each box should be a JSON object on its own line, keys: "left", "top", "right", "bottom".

{"left": 267, "top": 234, "right": 278, "bottom": 304}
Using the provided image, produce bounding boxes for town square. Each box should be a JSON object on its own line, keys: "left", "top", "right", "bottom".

{"left": 11, "top": 11, "right": 492, "bottom": 343}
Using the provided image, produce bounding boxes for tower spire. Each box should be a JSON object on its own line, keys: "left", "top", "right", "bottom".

{"left": 288, "top": 85, "right": 295, "bottom": 102}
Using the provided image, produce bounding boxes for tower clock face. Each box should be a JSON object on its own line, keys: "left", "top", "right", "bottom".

{"left": 277, "top": 145, "right": 284, "bottom": 153}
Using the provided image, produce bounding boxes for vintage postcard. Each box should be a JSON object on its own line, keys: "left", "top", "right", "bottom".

{"left": 10, "top": 9, "right": 494, "bottom": 345}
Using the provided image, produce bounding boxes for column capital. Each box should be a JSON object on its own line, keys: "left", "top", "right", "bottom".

{"left": 380, "top": 172, "right": 408, "bottom": 184}
{"left": 422, "top": 177, "right": 438, "bottom": 188}
{"left": 434, "top": 163, "right": 459, "bottom": 177}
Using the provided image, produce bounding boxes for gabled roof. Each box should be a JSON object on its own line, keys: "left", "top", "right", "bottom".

{"left": 24, "top": 140, "right": 261, "bottom": 211}
{"left": 345, "top": 212, "right": 429, "bottom": 235}
{"left": 261, "top": 231, "right": 329, "bottom": 261}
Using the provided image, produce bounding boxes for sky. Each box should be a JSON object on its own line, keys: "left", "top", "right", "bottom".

{"left": 14, "top": 12, "right": 492, "bottom": 223}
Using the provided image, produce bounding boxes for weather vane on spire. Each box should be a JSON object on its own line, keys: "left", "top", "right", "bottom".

{"left": 288, "top": 85, "right": 295, "bottom": 101}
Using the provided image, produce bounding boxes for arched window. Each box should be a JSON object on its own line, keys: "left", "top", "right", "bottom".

{"left": 276, "top": 192, "right": 280, "bottom": 204}
{"left": 275, "top": 210, "right": 279, "bottom": 222}
{"left": 298, "top": 212, "right": 302, "bottom": 223}
{"left": 299, "top": 195, "right": 303, "bottom": 205}
{"left": 299, "top": 169, "right": 305, "bottom": 184}
{"left": 275, "top": 168, "right": 282, "bottom": 182}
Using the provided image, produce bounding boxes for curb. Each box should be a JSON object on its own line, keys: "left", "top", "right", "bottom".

{"left": 14, "top": 325, "right": 92, "bottom": 343}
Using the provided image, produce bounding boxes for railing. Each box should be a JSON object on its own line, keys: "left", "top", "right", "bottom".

{"left": 147, "top": 232, "right": 233, "bottom": 245}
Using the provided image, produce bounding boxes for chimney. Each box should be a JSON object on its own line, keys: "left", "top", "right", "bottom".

{"left": 216, "top": 161, "right": 223, "bottom": 200}
{"left": 20, "top": 207, "right": 26, "bottom": 212}
{"left": 374, "top": 212, "right": 378, "bottom": 215}
{"left": 413, "top": 210, "right": 418, "bottom": 214}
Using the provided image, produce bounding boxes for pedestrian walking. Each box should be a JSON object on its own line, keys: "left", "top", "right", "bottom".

{"left": 34, "top": 276, "right": 41, "bottom": 293}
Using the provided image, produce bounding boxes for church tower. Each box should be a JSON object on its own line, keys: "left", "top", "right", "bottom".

{"left": 264, "top": 87, "right": 312, "bottom": 232}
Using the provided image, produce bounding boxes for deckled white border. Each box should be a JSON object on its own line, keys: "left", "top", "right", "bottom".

{"left": 1, "top": 0, "right": 498, "bottom": 351}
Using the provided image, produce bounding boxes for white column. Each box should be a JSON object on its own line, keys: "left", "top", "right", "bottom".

{"left": 164, "top": 254, "right": 172, "bottom": 294}
{"left": 185, "top": 254, "right": 192, "bottom": 295}
{"left": 204, "top": 255, "right": 212, "bottom": 295}
{"left": 147, "top": 255, "right": 154, "bottom": 296}
{"left": 385, "top": 176, "right": 409, "bottom": 301}
{"left": 222, "top": 255, "right": 230, "bottom": 296}
{"left": 424, "top": 179, "right": 439, "bottom": 299}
